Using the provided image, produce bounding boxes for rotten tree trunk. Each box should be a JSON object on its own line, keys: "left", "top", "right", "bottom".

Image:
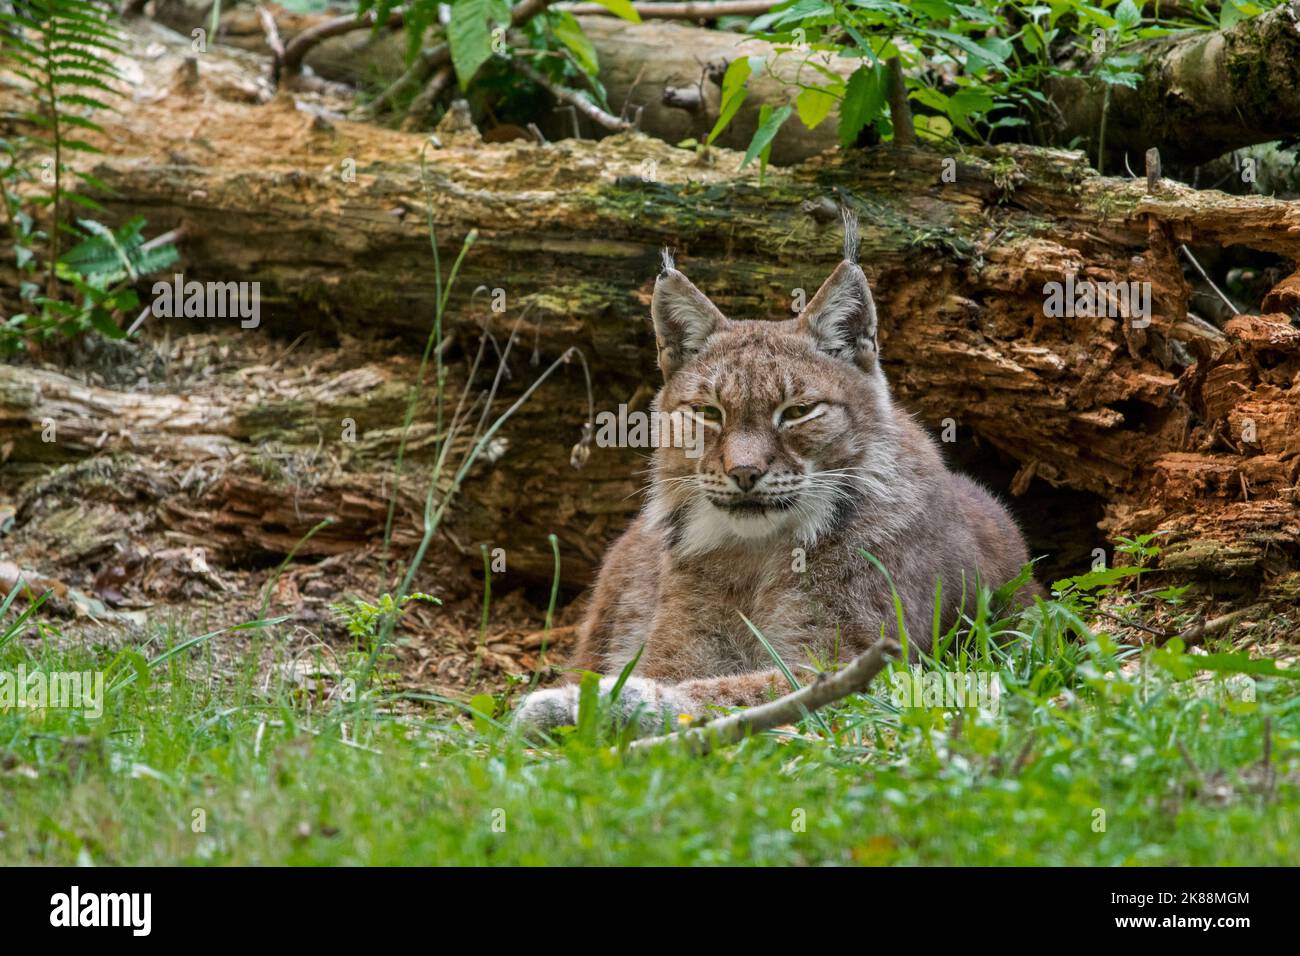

{"left": 3, "top": 19, "right": 1299, "bottom": 605}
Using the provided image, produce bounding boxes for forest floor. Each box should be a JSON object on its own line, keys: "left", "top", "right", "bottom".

{"left": 3, "top": 24, "right": 1298, "bottom": 855}
{"left": 3, "top": 329, "right": 1300, "bottom": 865}
{"left": 2, "top": 574, "right": 1298, "bottom": 865}
{"left": 1, "top": 327, "right": 586, "bottom": 705}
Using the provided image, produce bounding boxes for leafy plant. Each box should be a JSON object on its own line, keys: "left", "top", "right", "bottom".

{"left": 0, "top": 5, "right": 180, "bottom": 353}
{"left": 354, "top": 0, "right": 639, "bottom": 124}
{"left": 710, "top": 0, "right": 1279, "bottom": 164}
{"left": 2, "top": 217, "right": 179, "bottom": 354}
{"left": 332, "top": 591, "right": 443, "bottom": 645}
{"left": 0, "top": 0, "right": 124, "bottom": 293}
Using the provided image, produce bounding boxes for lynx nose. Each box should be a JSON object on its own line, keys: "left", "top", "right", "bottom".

{"left": 727, "top": 465, "right": 765, "bottom": 492}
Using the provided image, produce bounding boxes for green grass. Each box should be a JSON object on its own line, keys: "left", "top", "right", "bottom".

{"left": 2, "top": 572, "right": 1298, "bottom": 866}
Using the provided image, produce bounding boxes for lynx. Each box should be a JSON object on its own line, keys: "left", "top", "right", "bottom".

{"left": 514, "top": 213, "right": 1037, "bottom": 735}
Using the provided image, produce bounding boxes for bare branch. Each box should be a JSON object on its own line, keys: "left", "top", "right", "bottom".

{"left": 282, "top": 9, "right": 407, "bottom": 76}
{"left": 886, "top": 57, "right": 915, "bottom": 147}
{"left": 403, "top": 65, "right": 457, "bottom": 130}
{"left": 1179, "top": 243, "right": 1241, "bottom": 317}
{"left": 1174, "top": 602, "right": 1269, "bottom": 648}
{"left": 628, "top": 639, "right": 900, "bottom": 756}
{"left": 514, "top": 59, "right": 632, "bottom": 132}
{"left": 256, "top": 5, "right": 285, "bottom": 84}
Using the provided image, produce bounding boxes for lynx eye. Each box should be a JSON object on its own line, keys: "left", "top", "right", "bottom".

{"left": 690, "top": 404, "right": 723, "bottom": 423}
{"left": 779, "top": 403, "right": 822, "bottom": 425}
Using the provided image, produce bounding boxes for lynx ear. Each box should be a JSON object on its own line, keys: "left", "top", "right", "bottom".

{"left": 651, "top": 250, "right": 726, "bottom": 379}
{"left": 796, "top": 261, "right": 879, "bottom": 369}
{"left": 797, "top": 207, "right": 879, "bottom": 369}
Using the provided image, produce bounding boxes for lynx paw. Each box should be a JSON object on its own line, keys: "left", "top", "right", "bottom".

{"left": 512, "top": 676, "right": 697, "bottom": 739}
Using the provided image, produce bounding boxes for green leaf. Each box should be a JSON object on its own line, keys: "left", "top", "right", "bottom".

{"left": 739, "top": 613, "right": 801, "bottom": 691}
{"left": 975, "top": 36, "right": 1015, "bottom": 63}
{"left": 63, "top": 192, "right": 104, "bottom": 212}
{"left": 838, "top": 63, "right": 886, "bottom": 147}
{"left": 60, "top": 139, "right": 104, "bottom": 155}
{"left": 910, "top": 85, "right": 950, "bottom": 113}
{"left": 60, "top": 217, "right": 178, "bottom": 284}
{"left": 707, "top": 56, "right": 755, "bottom": 145}
{"left": 1114, "top": 0, "right": 1142, "bottom": 31}
{"left": 88, "top": 308, "right": 127, "bottom": 340}
{"left": 587, "top": 0, "right": 642, "bottom": 23}
{"left": 796, "top": 85, "right": 837, "bottom": 129}
{"left": 123, "top": 649, "right": 152, "bottom": 691}
{"left": 56, "top": 94, "right": 113, "bottom": 112}
{"left": 1053, "top": 565, "right": 1144, "bottom": 593}
{"left": 448, "top": 0, "right": 498, "bottom": 92}
{"left": 468, "top": 694, "right": 497, "bottom": 734}
{"left": 549, "top": 12, "right": 599, "bottom": 76}
{"left": 607, "top": 644, "right": 644, "bottom": 704}
{"left": 1185, "top": 652, "right": 1300, "bottom": 681}
{"left": 945, "top": 88, "right": 994, "bottom": 136}
{"left": 741, "top": 103, "right": 793, "bottom": 170}
{"left": 575, "top": 670, "right": 601, "bottom": 743}
{"left": 76, "top": 217, "right": 136, "bottom": 281}
{"left": 915, "top": 113, "right": 956, "bottom": 141}
{"left": 1219, "top": 0, "right": 1246, "bottom": 29}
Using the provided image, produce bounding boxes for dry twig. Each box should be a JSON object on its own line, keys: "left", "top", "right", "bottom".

{"left": 628, "top": 638, "right": 900, "bottom": 756}
{"left": 514, "top": 59, "right": 632, "bottom": 132}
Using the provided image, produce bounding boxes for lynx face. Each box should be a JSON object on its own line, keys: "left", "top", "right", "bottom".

{"left": 648, "top": 232, "right": 904, "bottom": 554}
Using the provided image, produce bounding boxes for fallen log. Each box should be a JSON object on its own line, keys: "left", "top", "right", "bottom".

{"left": 163, "top": 2, "right": 1300, "bottom": 169}
{"left": 3, "top": 17, "right": 1299, "bottom": 606}
{"left": 157, "top": 3, "right": 858, "bottom": 163}
{"left": 1051, "top": 0, "right": 1300, "bottom": 168}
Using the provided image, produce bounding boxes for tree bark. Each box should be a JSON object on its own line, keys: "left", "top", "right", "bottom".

{"left": 3, "top": 17, "right": 1299, "bottom": 604}
{"left": 1051, "top": 0, "right": 1300, "bottom": 168}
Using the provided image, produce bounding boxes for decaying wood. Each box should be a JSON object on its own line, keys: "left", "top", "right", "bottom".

{"left": 3, "top": 18, "right": 1299, "bottom": 607}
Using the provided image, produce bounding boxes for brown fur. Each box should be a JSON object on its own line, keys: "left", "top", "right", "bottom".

{"left": 515, "top": 215, "right": 1039, "bottom": 731}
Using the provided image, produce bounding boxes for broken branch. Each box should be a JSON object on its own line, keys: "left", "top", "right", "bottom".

{"left": 627, "top": 639, "right": 900, "bottom": 756}
{"left": 514, "top": 58, "right": 633, "bottom": 132}
{"left": 282, "top": 8, "right": 406, "bottom": 76}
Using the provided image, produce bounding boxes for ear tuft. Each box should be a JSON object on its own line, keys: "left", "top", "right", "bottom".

{"left": 796, "top": 260, "right": 879, "bottom": 370}
{"left": 660, "top": 247, "right": 676, "bottom": 275}
{"left": 840, "top": 206, "right": 859, "bottom": 263}
{"left": 651, "top": 264, "right": 726, "bottom": 380}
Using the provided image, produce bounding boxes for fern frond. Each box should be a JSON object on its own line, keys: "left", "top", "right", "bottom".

{"left": 0, "top": 0, "right": 126, "bottom": 297}
{"left": 61, "top": 217, "right": 180, "bottom": 285}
